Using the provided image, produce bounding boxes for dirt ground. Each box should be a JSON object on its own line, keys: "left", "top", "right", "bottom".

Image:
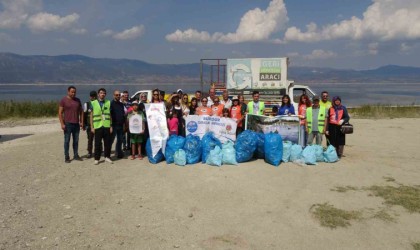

{"left": 0, "top": 118, "right": 419, "bottom": 250}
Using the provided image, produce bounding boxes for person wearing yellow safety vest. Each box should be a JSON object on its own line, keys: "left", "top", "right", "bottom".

{"left": 246, "top": 91, "right": 265, "bottom": 115}
{"left": 319, "top": 91, "right": 332, "bottom": 109}
{"left": 90, "top": 88, "right": 113, "bottom": 165}
{"left": 305, "top": 95, "right": 328, "bottom": 145}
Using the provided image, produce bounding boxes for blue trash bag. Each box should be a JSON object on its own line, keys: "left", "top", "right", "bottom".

{"left": 255, "top": 132, "right": 265, "bottom": 159}
{"left": 290, "top": 144, "right": 303, "bottom": 162}
{"left": 206, "top": 146, "right": 222, "bottom": 167}
{"left": 222, "top": 141, "right": 238, "bottom": 165}
{"left": 324, "top": 145, "right": 339, "bottom": 163}
{"left": 201, "top": 132, "right": 222, "bottom": 163}
{"left": 264, "top": 132, "right": 283, "bottom": 167}
{"left": 174, "top": 149, "right": 187, "bottom": 166}
{"left": 301, "top": 145, "right": 317, "bottom": 165}
{"left": 183, "top": 134, "right": 202, "bottom": 164}
{"left": 312, "top": 145, "right": 324, "bottom": 162}
{"left": 282, "top": 141, "right": 293, "bottom": 162}
{"left": 146, "top": 138, "right": 164, "bottom": 164}
{"left": 235, "top": 130, "right": 258, "bottom": 163}
{"left": 165, "top": 135, "right": 186, "bottom": 164}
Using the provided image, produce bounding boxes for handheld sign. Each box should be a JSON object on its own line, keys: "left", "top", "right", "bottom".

{"left": 129, "top": 114, "right": 143, "bottom": 134}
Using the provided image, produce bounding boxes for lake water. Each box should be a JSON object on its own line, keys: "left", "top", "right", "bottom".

{"left": 0, "top": 82, "right": 419, "bottom": 107}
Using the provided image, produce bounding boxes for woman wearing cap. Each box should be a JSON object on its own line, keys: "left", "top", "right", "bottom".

{"left": 230, "top": 96, "right": 244, "bottom": 135}
{"left": 326, "top": 96, "right": 350, "bottom": 158}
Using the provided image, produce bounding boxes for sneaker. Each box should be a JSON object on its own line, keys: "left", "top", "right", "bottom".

{"left": 65, "top": 158, "right": 71, "bottom": 163}
{"left": 105, "top": 157, "right": 113, "bottom": 164}
{"left": 94, "top": 160, "right": 99, "bottom": 165}
{"left": 73, "top": 155, "right": 83, "bottom": 161}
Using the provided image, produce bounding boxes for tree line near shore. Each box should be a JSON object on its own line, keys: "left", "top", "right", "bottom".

{"left": 0, "top": 100, "right": 419, "bottom": 121}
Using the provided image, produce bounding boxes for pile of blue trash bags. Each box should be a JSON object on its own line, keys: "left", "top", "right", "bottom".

{"left": 146, "top": 131, "right": 339, "bottom": 166}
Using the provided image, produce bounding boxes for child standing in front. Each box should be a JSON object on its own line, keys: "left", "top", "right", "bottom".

{"left": 126, "top": 101, "right": 145, "bottom": 160}
{"left": 168, "top": 109, "right": 179, "bottom": 136}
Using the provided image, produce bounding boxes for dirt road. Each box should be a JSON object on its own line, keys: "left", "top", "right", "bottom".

{"left": 0, "top": 118, "right": 419, "bottom": 249}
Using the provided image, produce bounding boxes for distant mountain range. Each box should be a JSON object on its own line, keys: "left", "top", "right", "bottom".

{"left": 0, "top": 52, "right": 419, "bottom": 84}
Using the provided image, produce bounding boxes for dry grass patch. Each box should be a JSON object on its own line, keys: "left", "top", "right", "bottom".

{"left": 371, "top": 209, "right": 396, "bottom": 222}
{"left": 310, "top": 203, "right": 362, "bottom": 229}
{"left": 330, "top": 186, "right": 359, "bottom": 193}
{"left": 365, "top": 185, "right": 420, "bottom": 213}
{"left": 412, "top": 242, "right": 420, "bottom": 250}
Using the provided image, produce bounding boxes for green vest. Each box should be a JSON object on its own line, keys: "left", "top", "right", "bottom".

{"left": 247, "top": 101, "right": 265, "bottom": 115}
{"left": 306, "top": 107, "right": 326, "bottom": 133}
{"left": 320, "top": 100, "right": 332, "bottom": 109}
{"left": 92, "top": 100, "right": 111, "bottom": 129}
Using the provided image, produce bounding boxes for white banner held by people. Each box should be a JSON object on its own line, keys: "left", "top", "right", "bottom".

{"left": 186, "top": 115, "right": 237, "bottom": 143}
{"left": 145, "top": 103, "right": 169, "bottom": 157}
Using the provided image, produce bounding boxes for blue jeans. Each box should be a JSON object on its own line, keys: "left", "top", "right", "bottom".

{"left": 64, "top": 122, "right": 80, "bottom": 159}
{"left": 111, "top": 125, "right": 124, "bottom": 157}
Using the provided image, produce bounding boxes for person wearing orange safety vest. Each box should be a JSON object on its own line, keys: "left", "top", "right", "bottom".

{"left": 326, "top": 96, "right": 350, "bottom": 158}
{"left": 229, "top": 96, "right": 244, "bottom": 135}
{"left": 211, "top": 97, "right": 225, "bottom": 117}
{"left": 305, "top": 95, "right": 327, "bottom": 145}
{"left": 196, "top": 97, "right": 212, "bottom": 116}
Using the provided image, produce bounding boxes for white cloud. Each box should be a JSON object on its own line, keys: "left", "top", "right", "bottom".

{"left": 0, "top": 0, "right": 41, "bottom": 29}
{"left": 71, "top": 28, "right": 87, "bottom": 35}
{"left": 166, "top": 0, "right": 288, "bottom": 44}
{"left": 112, "top": 25, "right": 145, "bottom": 40}
{"left": 286, "top": 52, "right": 300, "bottom": 57}
{"left": 26, "top": 12, "right": 79, "bottom": 33}
{"left": 98, "top": 26, "right": 145, "bottom": 40}
{"left": 400, "top": 43, "right": 411, "bottom": 52}
{"left": 284, "top": 0, "right": 420, "bottom": 42}
{"left": 165, "top": 29, "right": 213, "bottom": 43}
{"left": 303, "top": 50, "right": 337, "bottom": 60}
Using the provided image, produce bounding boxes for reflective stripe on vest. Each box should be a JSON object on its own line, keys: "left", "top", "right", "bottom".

{"left": 328, "top": 107, "right": 344, "bottom": 125}
{"left": 247, "top": 101, "right": 265, "bottom": 115}
{"left": 92, "top": 100, "right": 111, "bottom": 129}
{"left": 306, "top": 107, "right": 326, "bottom": 133}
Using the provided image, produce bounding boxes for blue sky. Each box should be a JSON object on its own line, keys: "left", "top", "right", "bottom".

{"left": 0, "top": 0, "right": 419, "bottom": 69}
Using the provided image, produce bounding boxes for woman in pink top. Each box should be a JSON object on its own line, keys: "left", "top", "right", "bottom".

{"left": 168, "top": 110, "right": 179, "bottom": 136}
{"left": 298, "top": 94, "right": 312, "bottom": 146}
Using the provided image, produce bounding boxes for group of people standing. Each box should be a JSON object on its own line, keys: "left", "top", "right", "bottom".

{"left": 295, "top": 91, "right": 350, "bottom": 158}
{"left": 58, "top": 86, "right": 349, "bottom": 164}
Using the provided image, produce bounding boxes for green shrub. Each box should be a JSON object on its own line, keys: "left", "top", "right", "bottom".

{"left": 349, "top": 105, "right": 420, "bottom": 119}
{"left": 0, "top": 100, "right": 58, "bottom": 120}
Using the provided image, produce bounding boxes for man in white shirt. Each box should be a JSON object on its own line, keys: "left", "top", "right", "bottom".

{"left": 220, "top": 90, "right": 232, "bottom": 109}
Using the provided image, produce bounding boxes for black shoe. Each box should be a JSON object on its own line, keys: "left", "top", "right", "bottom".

{"left": 87, "top": 153, "right": 93, "bottom": 159}
{"left": 65, "top": 158, "right": 71, "bottom": 163}
{"left": 117, "top": 155, "right": 124, "bottom": 159}
{"left": 73, "top": 155, "right": 83, "bottom": 161}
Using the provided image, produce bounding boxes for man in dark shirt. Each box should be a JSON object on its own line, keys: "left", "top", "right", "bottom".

{"left": 110, "top": 90, "right": 126, "bottom": 158}
{"left": 58, "top": 86, "right": 84, "bottom": 163}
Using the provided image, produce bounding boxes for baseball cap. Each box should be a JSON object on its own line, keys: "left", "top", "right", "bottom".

{"left": 131, "top": 100, "right": 139, "bottom": 105}
{"left": 177, "top": 89, "right": 183, "bottom": 93}
{"left": 89, "top": 91, "right": 97, "bottom": 97}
